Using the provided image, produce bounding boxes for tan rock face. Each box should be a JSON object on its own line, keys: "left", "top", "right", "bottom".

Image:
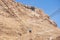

{"left": 0, "top": 0, "right": 60, "bottom": 40}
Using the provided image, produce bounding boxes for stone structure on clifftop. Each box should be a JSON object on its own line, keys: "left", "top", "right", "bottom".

{"left": 0, "top": 0, "right": 60, "bottom": 40}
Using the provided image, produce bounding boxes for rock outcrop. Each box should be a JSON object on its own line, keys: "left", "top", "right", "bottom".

{"left": 0, "top": 0, "right": 60, "bottom": 40}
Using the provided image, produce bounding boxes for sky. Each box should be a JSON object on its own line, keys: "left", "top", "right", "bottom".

{"left": 15, "top": 0, "right": 60, "bottom": 28}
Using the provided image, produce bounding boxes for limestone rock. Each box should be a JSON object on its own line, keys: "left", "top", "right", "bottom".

{"left": 0, "top": 0, "right": 60, "bottom": 40}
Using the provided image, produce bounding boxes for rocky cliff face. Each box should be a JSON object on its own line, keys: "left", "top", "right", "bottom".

{"left": 0, "top": 0, "right": 60, "bottom": 40}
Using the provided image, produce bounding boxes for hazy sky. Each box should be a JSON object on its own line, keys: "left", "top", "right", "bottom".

{"left": 15, "top": 0, "right": 60, "bottom": 28}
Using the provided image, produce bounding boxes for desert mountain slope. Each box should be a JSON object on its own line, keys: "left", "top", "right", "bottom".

{"left": 0, "top": 0, "right": 60, "bottom": 40}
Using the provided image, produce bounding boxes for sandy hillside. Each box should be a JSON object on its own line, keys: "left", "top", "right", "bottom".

{"left": 0, "top": 0, "right": 60, "bottom": 40}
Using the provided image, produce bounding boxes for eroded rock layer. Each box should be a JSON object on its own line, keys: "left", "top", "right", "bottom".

{"left": 0, "top": 0, "right": 60, "bottom": 40}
